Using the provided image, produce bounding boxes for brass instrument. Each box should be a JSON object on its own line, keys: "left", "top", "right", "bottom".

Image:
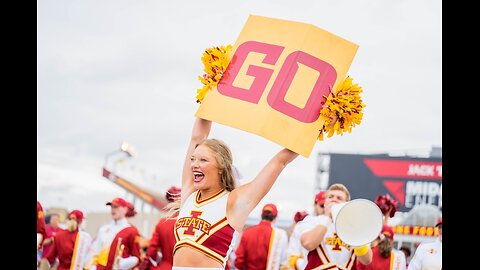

{"left": 113, "top": 237, "right": 125, "bottom": 270}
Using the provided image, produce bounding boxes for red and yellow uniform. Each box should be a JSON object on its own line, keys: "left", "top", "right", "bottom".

{"left": 174, "top": 189, "right": 239, "bottom": 268}
{"left": 87, "top": 197, "right": 141, "bottom": 270}
{"left": 145, "top": 214, "right": 178, "bottom": 270}
{"left": 356, "top": 225, "right": 406, "bottom": 270}
{"left": 44, "top": 229, "right": 79, "bottom": 270}
{"left": 43, "top": 210, "right": 92, "bottom": 270}
{"left": 102, "top": 226, "right": 142, "bottom": 270}
{"left": 296, "top": 216, "right": 359, "bottom": 270}
{"left": 356, "top": 246, "right": 406, "bottom": 270}
{"left": 234, "top": 220, "right": 288, "bottom": 270}
{"left": 42, "top": 225, "right": 64, "bottom": 260}
{"left": 37, "top": 201, "right": 47, "bottom": 249}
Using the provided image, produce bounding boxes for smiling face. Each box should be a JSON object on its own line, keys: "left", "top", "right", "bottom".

{"left": 191, "top": 144, "right": 222, "bottom": 192}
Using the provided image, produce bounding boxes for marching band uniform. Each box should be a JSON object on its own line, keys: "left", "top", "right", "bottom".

{"left": 88, "top": 217, "right": 132, "bottom": 269}
{"left": 42, "top": 220, "right": 64, "bottom": 264}
{"left": 37, "top": 201, "right": 47, "bottom": 249}
{"left": 145, "top": 186, "right": 181, "bottom": 270}
{"left": 145, "top": 214, "right": 178, "bottom": 270}
{"left": 43, "top": 210, "right": 92, "bottom": 270}
{"left": 87, "top": 197, "right": 141, "bottom": 270}
{"left": 234, "top": 204, "right": 289, "bottom": 270}
{"left": 104, "top": 225, "right": 141, "bottom": 270}
{"left": 356, "top": 225, "right": 406, "bottom": 270}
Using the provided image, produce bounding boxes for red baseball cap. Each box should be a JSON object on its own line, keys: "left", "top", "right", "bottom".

{"left": 68, "top": 210, "right": 84, "bottom": 223}
{"left": 262, "top": 203, "right": 278, "bottom": 218}
{"left": 106, "top": 197, "right": 129, "bottom": 207}
{"left": 435, "top": 217, "right": 442, "bottom": 227}
{"left": 294, "top": 211, "right": 309, "bottom": 223}
{"left": 125, "top": 201, "right": 137, "bottom": 217}
{"left": 314, "top": 191, "right": 326, "bottom": 205}
{"left": 166, "top": 186, "right": 181, "bottom": 202}
{"left": 381, "top": 225, "right": 394, "bottom": 240}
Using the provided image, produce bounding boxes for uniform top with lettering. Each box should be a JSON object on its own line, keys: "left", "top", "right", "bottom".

{"left": 407, "top": 238, "right": 441, "bottom": 270}
{"left": 296, "top": 215, "right": 359, "bottom": 270}
{"left": 174, "top": 189, "right": 239, "bottom": 268}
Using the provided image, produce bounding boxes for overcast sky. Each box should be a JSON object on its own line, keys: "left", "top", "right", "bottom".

{"left": 37, "top": 0, "right": 442, "bottom": 221}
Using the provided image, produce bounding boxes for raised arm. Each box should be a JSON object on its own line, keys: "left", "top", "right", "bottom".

{"left": 300, "top": 220, "right": 330, "bottom": 251}
{"left": 228, "top": 148, "right": 298, "bottom": 230}
{"left": 181, "top": 117, "right": 212, "bottom": 202}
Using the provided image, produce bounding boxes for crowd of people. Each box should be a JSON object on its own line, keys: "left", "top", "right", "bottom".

{"left": 37, "top": 117, "right": 442, "bottom": 270}
{"left": 37, "top": 187, "right": 442, "bottom": 270}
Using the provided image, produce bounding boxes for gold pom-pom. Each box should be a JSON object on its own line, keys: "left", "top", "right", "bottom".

{"left": 196, "top": 44, "right": 233, "bottom": 103}
{"left": 318, "top": 76, "right": 366, "bottom": 140}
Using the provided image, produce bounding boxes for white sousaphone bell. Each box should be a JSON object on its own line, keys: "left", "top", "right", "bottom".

{"left": 331, "top": 199, "right": 383, "bottom": 247}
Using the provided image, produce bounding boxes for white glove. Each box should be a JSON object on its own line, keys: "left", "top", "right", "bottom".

{"left": 89, "top": 266, "right": 97, "bottom": 270}
{"left": 118, "top": 256, "right": 139, "bottom": 270}
{"left": 156, "top": 251, "right": 163, "bottom": 264}
{"left": 148, "top": 256, "right": 157, "bottom": 267}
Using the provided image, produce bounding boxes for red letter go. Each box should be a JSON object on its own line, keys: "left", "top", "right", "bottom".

{"left": 217, "top": 41, "right": 337, "bottom": 123}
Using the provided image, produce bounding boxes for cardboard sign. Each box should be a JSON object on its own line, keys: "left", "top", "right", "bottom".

{"left": 196, "top": 15, "right": 358, "bottom": 157}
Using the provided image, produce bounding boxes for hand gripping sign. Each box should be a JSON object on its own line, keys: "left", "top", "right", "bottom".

{"left": 196, "top": 15, "right": 359, "bottom": 157}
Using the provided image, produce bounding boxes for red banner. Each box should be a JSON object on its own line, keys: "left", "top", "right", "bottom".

{"left": 364, "top": 159, "right": 442, "bottom": 180}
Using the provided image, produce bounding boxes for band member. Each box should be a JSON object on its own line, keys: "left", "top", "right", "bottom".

{"left": 234, "top": 203, "right": 289, "bottom": 270}
{"left": 297, "top": 183, "right": 373, "bottom": 269}
{"left": 42, "top": 210, "right": 92, "bottom": 270}
{"left": 37, "top": 201, "right": 47, "bottom": 250}
{"left": 40, "top": 213, "right": 64, "bottom": 270}
{"left": 144, "top": 186, "right": 181, "bottom": 270}
{"left": 86, "top": 197, "right": 141, "bottom": 270}
{"left": 407, "top": 217, "right": 442, "bottom": 270}
{"left": 356, "top": 225, "right": 406, "bottom": 270}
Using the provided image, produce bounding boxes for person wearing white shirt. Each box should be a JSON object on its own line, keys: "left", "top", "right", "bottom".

{"left": 408, "top": 217, "right": 442, "bottom": 270}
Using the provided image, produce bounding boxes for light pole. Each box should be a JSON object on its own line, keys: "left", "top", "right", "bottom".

{"left": 104, "top": 140, "right": 136, "bottom": 172}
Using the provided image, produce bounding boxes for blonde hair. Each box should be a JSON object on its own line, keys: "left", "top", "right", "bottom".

{"left": 166, "top": 138, "right": 237, "bottom": 218}
{"left": 165, "top": 201, "right": 181, "bottom": 219}
{"left": 197, "top": 138, "right": 236, "bottom": 192}
{"left": 328, "top": 183, "right": 351, "bottom": 201}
